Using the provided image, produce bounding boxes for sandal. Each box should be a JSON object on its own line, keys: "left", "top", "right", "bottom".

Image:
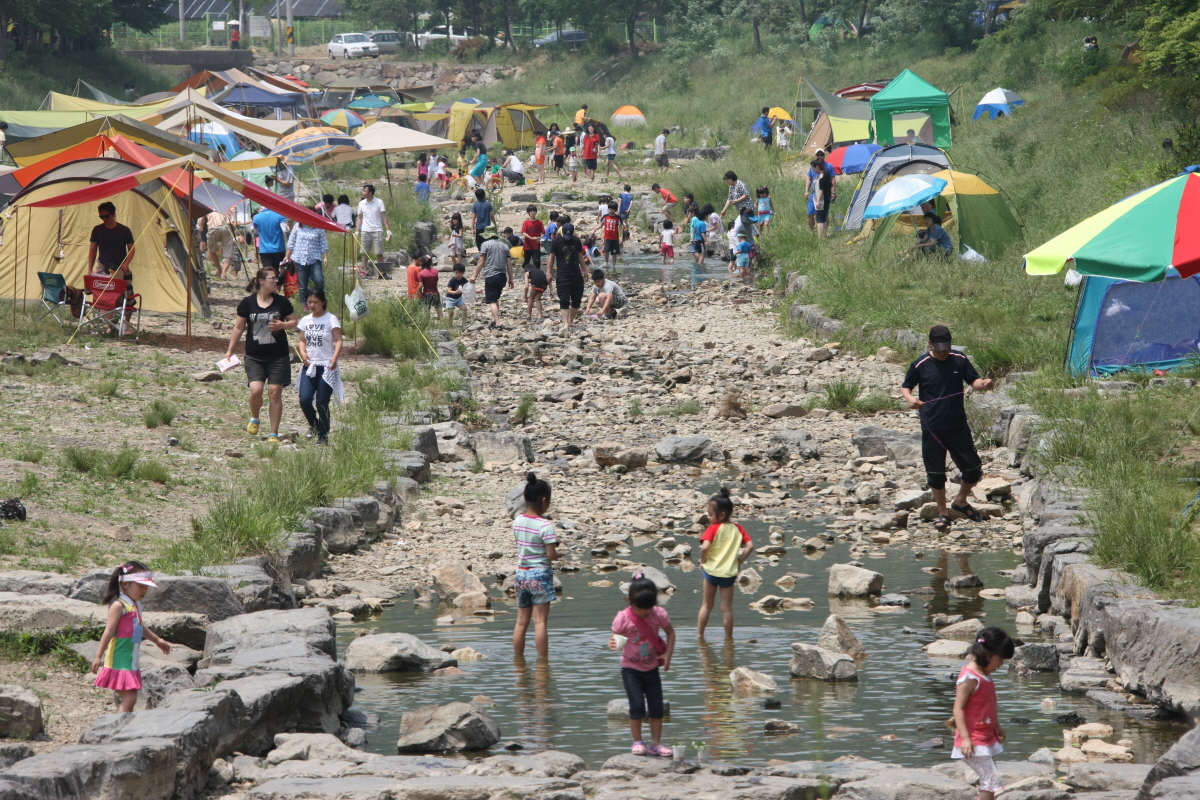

{"left": 631, "top": 740, "right": 647, "bottom": 756}
{"left": 647, "top": 743, "right": 673, "bottom": 758}
{"left": 933, "top": 515, "right": 952, "bottom": 533}
{"left": 951, "top": 502, "right": 984, "bottom": 522}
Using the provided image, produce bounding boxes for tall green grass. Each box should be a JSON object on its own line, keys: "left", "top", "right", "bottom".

{"left": 358, "top": 297, "right": 438, "bottom": 359}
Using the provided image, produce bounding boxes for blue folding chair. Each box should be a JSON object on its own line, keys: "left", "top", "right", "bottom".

{"left": 36, "top": 272, "right": 71, "bottom": 326}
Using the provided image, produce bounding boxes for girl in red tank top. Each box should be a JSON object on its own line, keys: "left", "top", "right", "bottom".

{"left": 952, "top": 626, "right": 1015, "bottom": 800}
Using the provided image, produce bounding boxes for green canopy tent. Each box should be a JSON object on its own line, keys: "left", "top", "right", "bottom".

{"left": 870, "top": 70, "right": 952, "bottom": 149}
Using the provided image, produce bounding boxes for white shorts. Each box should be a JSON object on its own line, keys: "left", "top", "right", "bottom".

{"left": 962, "top": 755, "right": 1003, "bottom": 793}
{"left": 360, "top": 230, "right": 384, "bottom": 255}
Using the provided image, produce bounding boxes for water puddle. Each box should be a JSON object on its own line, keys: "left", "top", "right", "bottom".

{"left": 600, "top": 252, "right": 731, "bottom": 289}
{"left": 339, "top": 525, "right": 1184, "bottom": 768}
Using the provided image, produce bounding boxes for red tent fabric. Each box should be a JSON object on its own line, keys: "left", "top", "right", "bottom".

{"left": 24, "top": 154, "right": 344, "bottom": 233}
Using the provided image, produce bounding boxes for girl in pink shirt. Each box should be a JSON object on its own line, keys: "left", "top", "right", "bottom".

{"left": 952, "top": 627, "right": 1016, "bottom": 800}
{"left": 609, "top": 572, "right": 675, "bottom": 757}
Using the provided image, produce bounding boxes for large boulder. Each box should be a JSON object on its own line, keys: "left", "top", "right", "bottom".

{"left": 1009, "top": 642, "right": 1061, "bottom": 675}
{"left": 432, "top": 562, "right": 489, "bottom": 607}
{"left": 0, "top": 685, "right": 43, "bottom": 739}
{"left": 200, "top": 607, "right": 338, "bottom": 668}
{"left": 309, "top": 507, "right": 364, "bottom": 555}
{"left": 0, "top": 571, "right": 73, "bottom": 595}
{"left": 396, "top": 702, "right": 501, "bottom": 753}
{"left": 383, "top": 450, "right": 431, "bottom": 483}
{"left": 69, "top": 640, "right": 198, "bottom": 710}
{"left": 1101, "top": 601, "right": 1200, "bottom": 720}
{"left": 408, "top": 425, "right": 441, "bottom": 462}
{"left": 0, "top": 592, "right": 104, "bottom": 631}
{"left": 766, "top": 429, "right": 820, "bottom": 462}
{"left": 431, "top": 421, "right": 475, "bottom": 463}
{"left": 345, "top": 633, "right": 457, "bottom": 673}
{"left": 817, "top": 614, "right": 866, "bottom": 656}
{"left": 617, "top": 565, "right": 675, "bottom": 594}
{"left": 653, "top": 435, "right": 724, "bottom": 463}
{"left": 1138, "top": 726, "right": 1200, "bottom": 800}
{"left": 281, "top": 530, "right": 322, "bottom": 581}
{"left": 67, "top": 569, "right": 114, "bottom": 603}
{"left": 0, "top": 739, "right": 177, "bottom": 800}
{"left": 1066, "top": 763, "right": 1151, "bottom": 792}
{"left": 265, "top": 732, "right": 378, "bottom": 765}
{"left": 790, "top": 643, "right": 858, "bottom": 681}
{"left": 936, "top": 618, "right": 985, "bottom": 641}
{"left": 828, "top": 564, "right": 884, "bottom": 597}
{"left": 837, "top": 767, "right": 975, "bottom": 800}
{"left": 852, "top": 425, "right": 922, "bottom": 462}
{"left": 142, "top": 575, "right": 246, "bottom": 622}
{"left": 471, "top": 432, "right": 535, "bottom": 464}
{"left": 1151, "top": 775, "right": 1200, "bottom": 799}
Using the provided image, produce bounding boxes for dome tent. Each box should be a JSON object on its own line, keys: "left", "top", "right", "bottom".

{"left": 973, "top": 88, "right": 1024, "bottom": 121}
{"left": 610, "top": 105, "right": 646, "bottom": 126}
{"left": 843, "top": 143, "right": 952, "bottom": 231}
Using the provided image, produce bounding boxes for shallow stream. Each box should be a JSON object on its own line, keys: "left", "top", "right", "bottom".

{"left": 338, "top": 515, "right": 1185, "bottom": 768}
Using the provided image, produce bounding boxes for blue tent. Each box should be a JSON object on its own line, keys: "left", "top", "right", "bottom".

{"left": 217, "top": 83, "right": 301, "bottom": 110}
{"left": 1068, "top": 269, "right": 1200, "bottom": 375}
{"left": 973, "top": 88, "right": 1024, "bottom": 121}
{"left": 187, "top": 122, "right": 242, "bottom": 158}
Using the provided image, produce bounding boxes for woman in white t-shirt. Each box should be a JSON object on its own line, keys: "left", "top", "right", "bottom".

{"left": 296, "top": 290, "right": 344, "bottom": 445}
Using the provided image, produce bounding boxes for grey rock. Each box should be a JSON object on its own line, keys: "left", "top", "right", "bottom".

{"left": 141, "top": 575, "right": 245, "bottom": 622}
{"left": 1151, "top": 775, "right": 1200, "bottom": 800}
{"left": 789, "top": 642, "right": 858, "bottom": 681}
{"left": 895, "top": 490, "right": 932, "bottom": 511}
{"left": 837, "top": 767, "right": 974, "bottom": 800}
{"left": 471, "top": 432, "right": 536, "bottom": 464}
{"left": 936, "top": 618, "right": 985, "bottom": 641}
{"left": 408, "top": 425, "right": 441, "bottom": 462}
{"left": 464, "top": 750, "right": 585, "bottom": 778}
{"left": 0, "top": 570, "right": 74, "bottom": 595}
{"left": 310, "top": 507, "right": 365, "bottom": 555}
{"left": 605, "top": 698, "right": 671, "bottom": 719}
{"left": 0, "top": 739, "right": 177, "bottom": 800}
{"left": 201, "top": 607, "right": 338, "bottom": 668}
{"left": 505, "top": 483, "right": 527, "bottom": 519}
{"left": 1022, "top": 525, "right": 1090, "bottom": 583}
{"left": 431, "top": 421, "right": 475, "bottom": 463}
{"left": 828, "top": 564, "right": 884, "bottom": 596}
{"left": 878, "top": 593, "right": 911, "bottom": 606}
{"left": 1010, "top": 643, "right": 1061, "bottom": 675}
{"left": 383, "top": 450, "right": 432, "bottom": 483}
{"left": 946, "top": 574, "right": 983, "bottom": 589}
{"left": 345, "top": 633, "right": 457, "bottom": 673}
{"left": 396, "top": 702, "right": 501, "bottom": 753}
{"left": 817, "top": 614, "right": 866, "bottom": 656}
{"left": 0, "top": 591, "right": 105, "bottom": 630}
{"left": 0, "top": 744, "right": 32, "bottom": 770}
{"left": 282, "top": 530, "right": 322, "bottom": 582}
{"left": 431, "top": 561, "right": 488, "bottom": 605}
{"left": 766, "top": 429, "right": 820, "bottom": 461}
{"left": 1028, "top": 748, "right": 1056, "bottom": 766}
{"left": 1060, "top": 656, "right": 1112, "bottom": 694}
{"left": 266, "top": 732, "right": 377, "bottom": 765}
{"left": 1100, "top": 601, "right": 1200, "bottom": 720}
{"left": 67, "top": 568, "right": 114, "bottom": 603}
{"left": 1067, "top": 763, "right": 1151, "bottom": 792}
{"left": 198, "top": 564, "right": 293, "bottom": 614}
{"left": 653, "top": 435, "right": 724, "bottom": 463}
{"left": 0, "top": 685, "right": 42, "bottom": 739}
{"left": 617, "top": 565, "right": 675, "bottom": 594}
{"left": 1137, "top": 725, "right": 1200, "bottom": 800}
{"left": 852, "top": 425, "right": 922, "bottom": 462}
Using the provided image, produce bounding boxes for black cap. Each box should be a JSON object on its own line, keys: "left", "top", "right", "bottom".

{"left": 561, "top": 223, "right": 574, "bottom": 235}
{"left": 929, "top": 324, "right": 952, "bottom": 352}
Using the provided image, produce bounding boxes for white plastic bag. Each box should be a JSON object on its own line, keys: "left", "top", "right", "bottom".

{"left": 344, "top": 282, "right": 369, "bottom": 321}
{"left": 462, "top": 279, "right": 477, "bottom": 305}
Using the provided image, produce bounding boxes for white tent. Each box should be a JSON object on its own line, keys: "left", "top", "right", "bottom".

{"left": 610, "top": 105, "right": 647, "bottom": 127}
{"left": 978, "top": 88, "right": 1024, "bottom": 106}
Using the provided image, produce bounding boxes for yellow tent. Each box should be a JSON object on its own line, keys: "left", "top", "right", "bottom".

{"left": 446, "top": 102, "right": 552, "bottom": 149}
{"left": 0, "top": 159, "right": 209, "bottom": 315}
{"left": 43, "top": 92, "right": 173, "bottom": 115}
{"left": 6, "top": 116, "right": 214, "bottom": 167}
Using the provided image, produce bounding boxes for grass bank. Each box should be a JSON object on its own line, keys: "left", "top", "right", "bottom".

{"left": 0, "top": 49, "right": 179, "bottom": 111}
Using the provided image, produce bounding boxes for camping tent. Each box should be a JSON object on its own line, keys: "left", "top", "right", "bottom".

{"left": 187, "top": 121, "right": 243, "bottom": 158}
{"left": 41, "top": 92, "right": 173, "bottom": 116}
{"left": 870, "top": 70, "right": 952, "bottom": 148}
{"left": 611, "top": 105, "right": 647, "bottom": 126}
{"left": 800, "top": 78, "right": 932, "bottom": 156}
{"left": 868, "top": 169, "right": 1022, "bottom": 259}
{"left": 1067, "top": 270, "right": 1200, "bottom": 375}
{"left": 974, "top": 88, "right": 1024, "bottom": 120}
{"left": 6, "top": 116, "right": 215, "bottom": 166}
{"left": 843, "top": 143, "right": 952, "bottom": 231}
{"left": 214, "top": 84, "right": 302, "bottom": 112}
{"left": 445, "top": 102, "right": 551, "bottom": 149}
{"left": 0, "top": 159, "right": 211, "bottom": 315}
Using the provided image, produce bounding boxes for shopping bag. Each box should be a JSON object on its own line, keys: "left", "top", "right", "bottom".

{"left": 345, "top": 282, "right": 369, "bottom": 321}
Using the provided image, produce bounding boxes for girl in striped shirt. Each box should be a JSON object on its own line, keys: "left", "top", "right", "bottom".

{"left": 91, "top": 561, "right": 173, "bottom": 711}
{"left": 512, "top": 472, "right": 559, "bottom": 659}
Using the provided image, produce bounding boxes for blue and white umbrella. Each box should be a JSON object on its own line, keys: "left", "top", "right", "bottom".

{"left": 862, "top": 174, "right": 948, "bottom": 220}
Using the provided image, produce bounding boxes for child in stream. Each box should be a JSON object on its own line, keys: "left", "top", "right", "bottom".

{"left": 91, "top": 562, "right": 172, "bottom": 711}
{"left": 952, "top": 627, "right": 1016, "bottom": 800}
{"left": 696, "top": 487, "right": 754, "bottom": 639}
{"left": 609, "top": 573, "right": 675, "bottom": 757}
{"left": 512, "top": 472, "right": 559, "bottom": 659}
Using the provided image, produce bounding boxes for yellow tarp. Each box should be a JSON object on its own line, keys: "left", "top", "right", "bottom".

{"left": 45, "top": 92, "right": 173, "bottom": 115}
{"left": 7, "top": 116, "right": 213, "bottom": 166}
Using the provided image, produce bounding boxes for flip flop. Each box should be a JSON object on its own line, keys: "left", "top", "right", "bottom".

{"left": 631, "top": 741, "right": 647, "bottom": 756}
{"left": 933, "top": 515, "right": 952, "bottom": 533}
{"left": 951, "top": 502, "right": 984, "bottom": 522}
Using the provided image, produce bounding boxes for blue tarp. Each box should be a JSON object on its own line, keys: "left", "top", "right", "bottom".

{"left": 1069, "top": 269, "right": 1200, "bottom": 375}
{"left": 218, "top": 84, "right": 301, "bottom": 109}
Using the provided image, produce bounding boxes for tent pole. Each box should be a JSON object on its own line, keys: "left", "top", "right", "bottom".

{"left": 20, "top": 206, "right": 29, "bottom": 313}
{"left": 383, "top": 149, "right": 393, "bottom": 200}
{"left": 12, "top": 208, "right": 18, "bottom": 328}
{"left": 186, "top": 165, "right": 195, "bottom": 352}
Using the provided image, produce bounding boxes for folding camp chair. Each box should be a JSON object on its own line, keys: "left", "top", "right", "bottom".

{"left": 35, "top": 272, "right": 71, "bottom": 326}
{"left": 81, "top": 274, "right": 141, "bottom": 339}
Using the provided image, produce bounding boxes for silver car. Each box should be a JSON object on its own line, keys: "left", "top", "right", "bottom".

{"left": 365, "top": 30, "right": 402, "bottom": 54}
{"left": 328, "top": 33, "right": 379, "bottom": 59}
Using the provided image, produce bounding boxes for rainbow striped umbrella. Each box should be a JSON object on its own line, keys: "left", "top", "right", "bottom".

{"left": 270, "top": 126, "right": 360, "bottom": 165}
{"left": 1025, "top": 172, "right": 1200, "bottom": 282}
{"left": 319, "top": 108, "right": 366, "bottom": 134}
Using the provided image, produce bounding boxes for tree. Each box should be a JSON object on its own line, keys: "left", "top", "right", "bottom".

{"left": 342, "top": 0, "right": 430, "bottom": 41}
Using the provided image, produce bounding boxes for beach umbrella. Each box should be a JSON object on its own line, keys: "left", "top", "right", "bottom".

{"left": 862, "top": 174, "right": 948, "bottom": 220}
{"left": 827, "top": 143, "right": 882, "bottom": 175}
{"left": 767, "top": 106, "right": 793, "bottom": 122}
{"left": 270, "top": 126, "right": 360, "bottom": 165}
{"left": 320, "top": 108, "right": 365, "bottom": 134}
{"left": 1024, "top": 172, "right": 1200, "bottom": 282}
{"left": 347, "top": 94, "right": 402, "bottom": 111}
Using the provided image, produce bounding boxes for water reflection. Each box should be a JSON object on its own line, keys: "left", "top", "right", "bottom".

{"left": 512, "top": 656, "right": 556, "bottom": 748}
{"left": 697, "top": 640, "right": 744, "bottom": 758}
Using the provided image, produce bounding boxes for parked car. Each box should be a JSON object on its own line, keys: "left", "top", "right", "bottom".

{"left": 409, "top": 25, "right": 504, "bottom": 49}
{"left": 365, "top": 30, "right": 403, "bottom": 54}
{"left": 532, "top": 29, "right": 587, "bottom": 48}
{"left": 327, "top": 33, "right": 379, "bottom": 59}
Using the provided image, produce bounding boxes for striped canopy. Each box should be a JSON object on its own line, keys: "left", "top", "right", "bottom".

{"left": 319, "top": 109, "right": 365, "bottom": 134}
{"left": 1024, "top": 172, "right": 1200, "bottom": 282}
{"left": 270, "top": 126, "right": 359, "bottom": 165}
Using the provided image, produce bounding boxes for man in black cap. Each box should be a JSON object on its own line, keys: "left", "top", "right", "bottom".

{"left": 546, "top": 222, "right": 590, "bottom": 333}
{"left": 900, "top": 325, "right": 993, "bottom": 533}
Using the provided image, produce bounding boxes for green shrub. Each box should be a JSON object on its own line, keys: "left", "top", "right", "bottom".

{"left": 357, "top": 298, "right": 436, "bottom": 360}
{"left": 62, "top": 446, "right": 102, "bottom": 474}
{"left": 628, "top": 397, "right": 643, "bottom": 417}
{"left": 821, "top": 379, "right": 863, "bottom": 411}
{"left": 94, "top": 378, "right": 119, "bottom": 397}
{"left": 511, "top": 393, "right": 537, "bottom": 425}
{"left": 136, "top": 460, "right": 171, "bottom": 484}
{"left": 143, "top": 399, "right": 178, "bottom": 428}
{"left": 13, "top": 444, "right": 44, "bottom": 464}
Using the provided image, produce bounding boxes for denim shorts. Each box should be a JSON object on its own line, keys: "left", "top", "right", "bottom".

{"left": 515, "top": 567, "right": 556, "bottom": 608}
{"left": 702, "top": 569, "right": 736, "bottom": 588}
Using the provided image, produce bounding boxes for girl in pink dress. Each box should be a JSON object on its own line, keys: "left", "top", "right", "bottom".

{"left": 952, "top": 626, "right": 1016, "bottom": 800}
{"left": 91, "top": 561, "right": 173, "bottom": 712}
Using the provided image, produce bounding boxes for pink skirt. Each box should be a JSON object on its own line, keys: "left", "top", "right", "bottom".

{"left": 94, "top": 667, "right": 142, "bottom": 691}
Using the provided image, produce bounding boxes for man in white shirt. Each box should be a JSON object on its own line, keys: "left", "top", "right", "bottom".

{"left": 356, "top": 184, "right": 391, "bottom": 278}
{"left": 654, "top": 129, "right": 669, "bottom": 174}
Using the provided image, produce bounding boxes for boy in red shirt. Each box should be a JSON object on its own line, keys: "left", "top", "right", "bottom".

{"left": 417, "top": 256, "right": 442, "bottom": 320}
{"left": 520, "top": 205, "right": 545, "bottom": 271}
{"left": 595, "top": 201, "right": 622, "bottom": 269}
{"left": 651, "top": 183, "right": 677, "bottom": 220}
